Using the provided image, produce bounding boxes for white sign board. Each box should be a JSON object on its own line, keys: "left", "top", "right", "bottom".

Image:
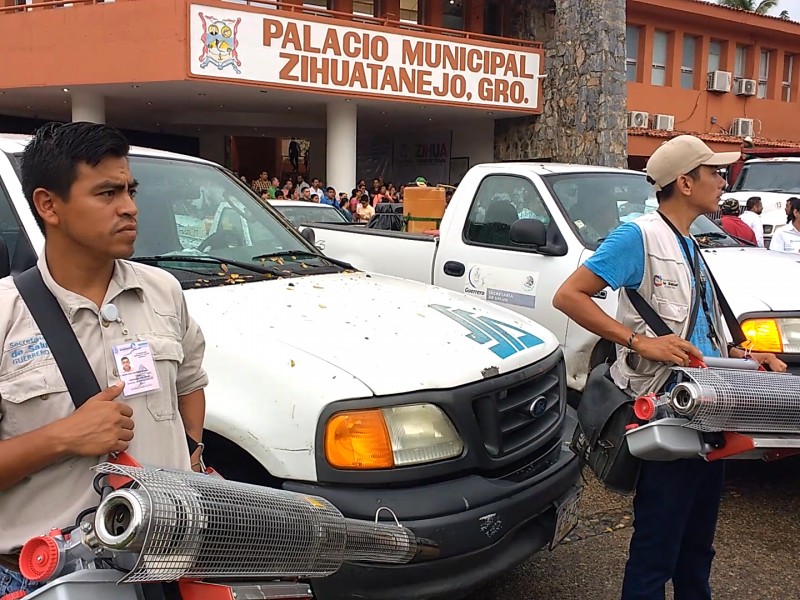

{"left": 189, "top": 4, "right": 544, "bottom": 112}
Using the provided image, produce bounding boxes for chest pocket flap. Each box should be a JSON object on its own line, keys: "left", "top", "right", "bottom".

{"left": 650, "top": 296, "right": 689, "bottom": 324}
{"left": 0, "top": 360, "right": 69, "bottom": 405}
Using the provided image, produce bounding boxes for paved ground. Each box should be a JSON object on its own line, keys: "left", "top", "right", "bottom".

{"left": 467, "top": 456, "right": 800, "bottom": 599}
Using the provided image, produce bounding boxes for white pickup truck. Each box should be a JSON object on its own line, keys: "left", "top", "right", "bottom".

{"left": 0, "top": 136, "right": 581, "bottom": 600}
{"left": 721, "top": 156, "right": 799, "bottom": 246}
{"left": 311, "top": 163, "right": 800, "bottom": 396}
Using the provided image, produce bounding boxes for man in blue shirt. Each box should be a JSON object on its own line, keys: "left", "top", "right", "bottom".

{"left": 554, "top": 135, "right": 785, "bottom": 600}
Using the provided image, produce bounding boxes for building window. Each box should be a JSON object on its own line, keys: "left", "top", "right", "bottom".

{"left": 734, "top": 44, "right": 749, "bottom": 86}
{"left": 626, "top": 25, "right": 640, "bottom": 82}
{"left": 783, "top": 55, "right": 794, "bottom": 102}
{"left": 651, "top": 31, "right": 669, "bottom": 86}
{"left": 708, "top": 40, "right": 723, "bottom": 73}
{"left": 442, "top": 0, "right": 464, "bottom": 30}
{"left": 303, "top": 0, "right": 330, "bottom": 9}
{"left": 353, "top": 0, "right": 375, "bottom": 16}
{"left": 400, "top": 0, "right": 419, "bottom": 23}
{"left": 758, "top": 50, "right": 770, "bottom": 99}
{"left": 681, "top": 36, "right": 697, "bottom": 89}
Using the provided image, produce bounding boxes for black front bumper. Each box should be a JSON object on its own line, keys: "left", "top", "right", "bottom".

{"left": 283, "top": 410, "right": 581, "bottom": 600}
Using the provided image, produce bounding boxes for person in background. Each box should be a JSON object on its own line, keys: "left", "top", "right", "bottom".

{"left": 268, "top": 177, "right": 280, "bottom": 199}
{"left": 719, "top": 198, "right": 756, "bottom": 244}
{"left": 769, "top": 197, "right": 800, "bottom": 253}
{"left": 309, "top": 193, "right": 320, "bottom": 204}
{"left": 260, "top": 191, "right": 270, "bottom": 204}
{"left": 356, "top": 194, "right": 375, "bottom": 223}
{"left": 300, "top": 188, "right": 312, "bottom": 202}
{"left": 274, "top": 189, "right": 285, "bottom": 200}
{"left": 739, "top": 196, "right": 764, "bottom": 247}
{"left": 320, "top": 187, "right": 337, "bottom": 206}
{"left": 310, "top": 178, "right": 325, "bottom": 201}
{"left": 251, "top": 171, "right": 270, "bottom": 195}
{"left": 282, "top": 178, "right": 294, "bottom": 198}
{"left": 296, "top": 175, "right": 310, "bottom": 194}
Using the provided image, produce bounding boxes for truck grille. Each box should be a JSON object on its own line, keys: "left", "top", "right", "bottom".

{"left": 472, "top": 359, "right": 566, "bottom": 458}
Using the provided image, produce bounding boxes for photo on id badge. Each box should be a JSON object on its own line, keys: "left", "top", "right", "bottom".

{"left": 112, "top": 341, "right": 161, "bottom": 396}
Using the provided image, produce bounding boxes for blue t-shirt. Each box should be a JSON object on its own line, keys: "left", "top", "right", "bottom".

{"left": 583, "top": 222, "right": 721, "bottom": 358}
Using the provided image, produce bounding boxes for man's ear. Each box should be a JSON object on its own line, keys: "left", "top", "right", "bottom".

{"left": 32, "top": 188, "right": 61, "bottom": 229}
{"left": 675, "top": 174, "right": 694, "bottom": 197}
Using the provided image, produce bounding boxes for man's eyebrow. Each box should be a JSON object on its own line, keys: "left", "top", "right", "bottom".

{"left": 91, "top": 179, "right": 139, "bottom": 193}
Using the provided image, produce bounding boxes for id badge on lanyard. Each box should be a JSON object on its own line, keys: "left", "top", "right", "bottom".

{"left": 101, "top": 303, "right": 162, "bottom": 398}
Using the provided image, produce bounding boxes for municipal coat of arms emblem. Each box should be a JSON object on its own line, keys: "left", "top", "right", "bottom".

{"left": 198, "top": 12, "right": 242, "bottom": 74}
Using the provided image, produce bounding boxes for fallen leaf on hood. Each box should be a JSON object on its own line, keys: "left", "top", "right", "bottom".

{"left": 290, "top": 359, "right": 296, "bottom": 367}
{"left": 300, "top": 263, "right": 309, "bottom": 269}
{"left": 229, "top": 273, "right": 240, "bottom": 279}
{"left": 319, "top": 304, "right": 326, "bottom": 309}
{"left": 220, "top": 263, "right": 229, "bottom": 272}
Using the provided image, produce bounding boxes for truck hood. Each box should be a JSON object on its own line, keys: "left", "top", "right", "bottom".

{"left": 184, "top": 271, "right": 560, "bottom": 396}
{"left": 702, "top": 246, "right": 800, "bottom": 313}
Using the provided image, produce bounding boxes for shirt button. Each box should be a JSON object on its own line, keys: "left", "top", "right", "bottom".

{"left": 41, "top": 393, "right": 49, "bottom": 400}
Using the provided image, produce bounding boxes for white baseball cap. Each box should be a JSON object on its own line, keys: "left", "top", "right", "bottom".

{"left": 646, "top": 135, "right": 740, "bottom": 190}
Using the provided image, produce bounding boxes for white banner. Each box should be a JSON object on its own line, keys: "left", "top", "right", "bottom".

{"left": 189, "top": 4, "right": 544, "bottom": 112}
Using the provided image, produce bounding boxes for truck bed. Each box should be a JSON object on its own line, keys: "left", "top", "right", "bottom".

{"left": 309, "top": 223, "right": 438, "bottom": 283}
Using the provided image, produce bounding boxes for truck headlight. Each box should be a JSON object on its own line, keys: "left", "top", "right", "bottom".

{"left": 324, "top": 404, "right": 463, "bottom": 470}
{"left": 741, "top": 318, "right": 800, "bottom": 353}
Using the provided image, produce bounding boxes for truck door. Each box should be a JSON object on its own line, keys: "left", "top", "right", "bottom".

{"left": 432, "top": 172, "right": 581, "bottom": 344}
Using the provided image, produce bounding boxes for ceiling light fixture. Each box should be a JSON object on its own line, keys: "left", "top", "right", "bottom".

{"left": 259, "top": 90, "right": 268, "bottom": 94}
{"left": 62, "top": 88, "right": 69, "bottom": 93}
{"left": 131, "top": 85, "right": 139, "bottom": 89}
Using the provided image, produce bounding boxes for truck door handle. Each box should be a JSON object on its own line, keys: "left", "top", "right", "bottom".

{"left": 443, "top": 261, "right": 465, "bottom": 277}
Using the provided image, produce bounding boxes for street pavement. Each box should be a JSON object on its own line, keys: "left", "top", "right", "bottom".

{"left": 467, "top": 456, "right": 800, "bottom": 599}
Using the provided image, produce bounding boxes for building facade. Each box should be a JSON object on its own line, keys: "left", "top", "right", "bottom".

{"left": 0, "top": 0, "right": 798, "bottom": 186}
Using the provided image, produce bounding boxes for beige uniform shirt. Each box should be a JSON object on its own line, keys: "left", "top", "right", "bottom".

{"left": 0, "top": 256, "right": 208, "bottom": 552}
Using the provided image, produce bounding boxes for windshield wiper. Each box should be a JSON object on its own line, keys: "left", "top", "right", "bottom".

{"left": 133, "top": 255, "right": 279, "bottom": 276}
{"left": 251, "top": 250, "right": 320, "bottom": 261}
{"left": 694, "top": 232, "right": 728, "bottom": 239}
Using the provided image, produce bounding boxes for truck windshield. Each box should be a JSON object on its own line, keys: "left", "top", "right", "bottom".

{"left": 542, "top": 172, "right": 744, "bottom": 250}
{"left": 732, "top": 162, "right": 800, "bottom": 193}
{"left": 10, "top": 153, "right": 342, "bottom": 283}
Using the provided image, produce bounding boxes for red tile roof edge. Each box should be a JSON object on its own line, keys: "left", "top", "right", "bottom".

{"left": 688, "top": 0, "right": 799, "bottom": 25}
{"left": 627, "top": 127, "right": 800, "bottom": 148}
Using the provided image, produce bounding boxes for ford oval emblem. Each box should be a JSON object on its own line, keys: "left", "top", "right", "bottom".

{"left": 529, "top": 396, "right": 548, "bottom": 418}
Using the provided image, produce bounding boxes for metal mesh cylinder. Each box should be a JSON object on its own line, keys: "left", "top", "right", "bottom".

{"left": 93, "top": 464, "right": 422, "bottom": 584}
{"left": 672, "top": 367, "right": 800, "bottom": 433}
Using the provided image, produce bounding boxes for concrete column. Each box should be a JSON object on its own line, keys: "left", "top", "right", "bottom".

{"left": 326, "top": 101, "right": 357, "bottom": 195}
{"left": 71, "top": 91, "right": 105, "bottom": 124}
{"left": 198, "top": 134, "right": 226, "bottom": 165}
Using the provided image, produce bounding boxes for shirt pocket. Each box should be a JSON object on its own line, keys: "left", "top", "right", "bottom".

{"left": 0, "top": 360, "right": 71, "bottom": 437}
{"left": 135, "top": 333, "right": 184, "bottom": 422}
{"left": 650, "top": 295, "right": 689, "bottom": 327}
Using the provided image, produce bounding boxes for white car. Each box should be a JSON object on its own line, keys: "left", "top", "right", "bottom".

{"left": 270, "top": 199, "right": 350, "bottom": 228}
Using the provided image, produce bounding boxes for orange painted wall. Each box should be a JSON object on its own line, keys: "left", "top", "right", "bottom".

{"left": 0, "top": 0, "right": 188, "bottom": 88}
{"left": 627, "top": 0, "right": 800, "bottom": 156}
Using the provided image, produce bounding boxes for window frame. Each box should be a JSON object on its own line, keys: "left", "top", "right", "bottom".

{"left": 460, "top": 173, "right": 558, "bottom": 254}
{"left": 708, "top": 40, "right": 723, "bottom": 73}
{"left": 651, "top": 30, "right": 669, "bottom": 86}
{"left": 734, "top": 44, "right": 749, "bottom": 85}
{"left": 783, "top": 54, "right": 794, "bottom": 102}
{"left": 758, "top": 49, "right": 770, "bottom": 99}
{"left": 681, "top": 35, "right": 697, "bottom": 89}
{"left": 626, "top": 25, "right": 641, "bottom": 83}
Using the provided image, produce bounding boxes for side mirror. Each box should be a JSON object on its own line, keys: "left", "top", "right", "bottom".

{"left": 300, "top": 227, "right": 316, "bottom": 246}
{"left": 510, "top": 219, "right": 547, "bottom": 247}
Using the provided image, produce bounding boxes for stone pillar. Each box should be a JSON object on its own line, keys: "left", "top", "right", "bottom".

{"left": 71, "top": 91, "right": 106, "bottom": 124}
{"left": 326, "top": 100, "right": 357, "bottom": 195}
{"left": 494, "top": 0, "right": 627, "bottom": 167}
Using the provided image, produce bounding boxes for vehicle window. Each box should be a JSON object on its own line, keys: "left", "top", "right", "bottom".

{"left": 464, "top": 175, "right": 550, "bottom": 247}
{"left": 127, "top": 156, "right": 308, "bottom": 262}
{"left": 732, "top": 162, "right": 800, "bottom": 193}
{"left": 276, "top": 205, "right": 348, "bottom": 228}
{"left": 544, "top": 172, "right": 742, "bottom": 249}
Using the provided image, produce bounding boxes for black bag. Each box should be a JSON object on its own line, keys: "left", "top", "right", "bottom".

{"left": 570, "top": 362, "right": 643, "bottom": 494}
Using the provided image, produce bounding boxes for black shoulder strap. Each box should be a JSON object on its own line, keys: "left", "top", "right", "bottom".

{"left": 624, "top": 288, "right": 672, "bottom": 337}
{"left": 14, "top": 266, "right": 101, "bottom": 408}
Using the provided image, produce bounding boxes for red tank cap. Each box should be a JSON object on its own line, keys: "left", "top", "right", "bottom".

{"left": 18, "top": 536, "right": 60, "bottom": 582}
{"left": 633, "top": 395, "right": 656, "bottom": 421}
{"left": 1, "top": 591, "right": 29, "bottom": 599}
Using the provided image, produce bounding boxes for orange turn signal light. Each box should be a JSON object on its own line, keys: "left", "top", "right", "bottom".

{"left": 741, "top": 319, "right": 783, "bottom": 354}
{"left": 324, "top": 410, "right": 394, "bottom": 470}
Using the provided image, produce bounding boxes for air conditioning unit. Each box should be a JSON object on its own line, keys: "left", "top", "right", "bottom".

{"left": 627, "top": 110, "right": 649, "bottom": 128}
{"left": 653, "top": 114, "right": 675, "bottom": 131}
{"left": 707, "top": 70, "right": 732, "bottom": 93}
{"left": 731, "top": 118, "right": 754, "bottom": 137}
{"left": 735, "top": 78, "right": 757, "bottom": 96}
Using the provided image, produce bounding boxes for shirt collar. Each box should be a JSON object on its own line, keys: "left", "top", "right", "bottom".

{"left": 36, "top": 255, "right": 145, "bottom": 322}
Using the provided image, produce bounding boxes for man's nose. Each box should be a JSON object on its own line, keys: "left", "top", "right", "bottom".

{"left": 120, "top": 191, "right": 138, "bottom": 217}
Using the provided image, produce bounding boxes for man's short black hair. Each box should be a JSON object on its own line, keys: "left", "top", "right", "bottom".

{"left": 21, "top": 122, "right": 130, "bottom": 231}
{"left": 788, "top": 197, "right": 800, "bottom": 223}
{"left": 326, "top": 186, "right": 335, "bottom": 193}
{"left": 746, "top": 196, "right": 762, "bottom": 210}
{"left": 654, "top": 166, "right": 701, "bottom": 203}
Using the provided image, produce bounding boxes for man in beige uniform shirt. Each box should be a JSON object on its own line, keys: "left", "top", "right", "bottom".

{"left": 0, "top": 122, "right": 208, "bottom": 596}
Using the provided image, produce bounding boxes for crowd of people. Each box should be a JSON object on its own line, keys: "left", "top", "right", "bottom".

{"left": 718, "top": 195, "right": 800, "bottom": 253}
{"left": 240, "top": 170, "right": 417, "bottom": 224}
